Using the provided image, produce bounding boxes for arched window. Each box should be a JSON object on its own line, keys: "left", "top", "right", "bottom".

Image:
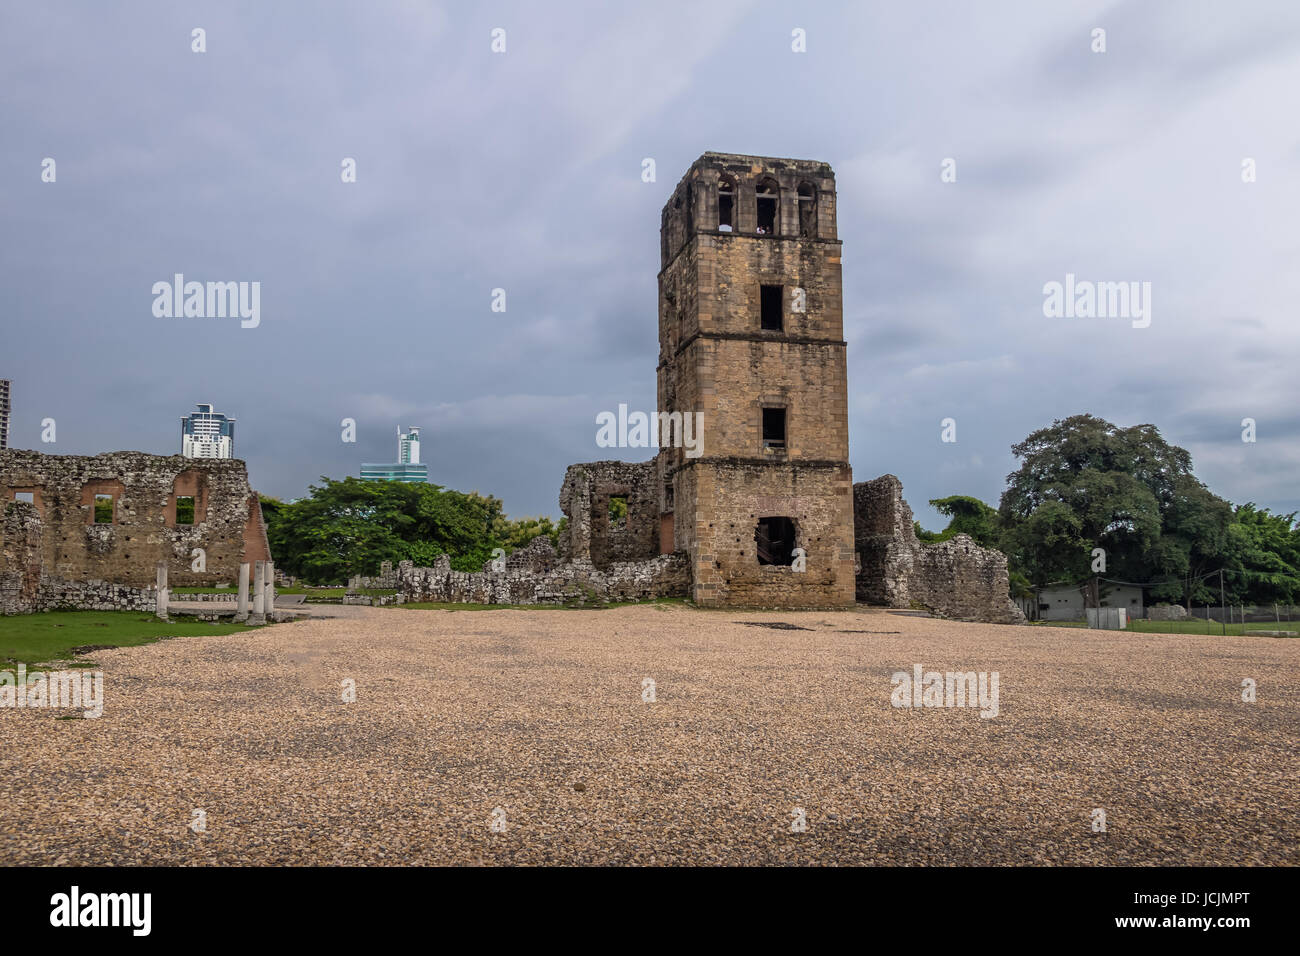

{"left": 718, "top": 175, "right": 736, "bottom": 232}
{"left": 755, "top": 178, "right": 779, "bottom": 235}
{"left": 797, "top": 182, "right": 816, "bottom": 237}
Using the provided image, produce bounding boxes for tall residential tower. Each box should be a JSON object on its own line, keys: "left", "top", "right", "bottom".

{"left": 0, "top": 379, "right": 12, "bottom": 450}
{"left": 181, "top": 403, "right": 236, "bottom": 459}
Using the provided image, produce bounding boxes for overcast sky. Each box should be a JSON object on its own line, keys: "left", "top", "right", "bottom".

{"left": 2, "top": 0, "right": 1297, "bottom": 529}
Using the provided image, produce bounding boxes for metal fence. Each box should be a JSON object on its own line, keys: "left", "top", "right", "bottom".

{"left": 1179, "top": 605, "right": 1296, "bottom": 624}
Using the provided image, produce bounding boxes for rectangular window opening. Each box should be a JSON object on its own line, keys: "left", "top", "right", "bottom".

{"left": 14, "top": 492, "right": 34, "bottom": 504}
{"left": 176, "top": 495, "right": 196, "bottom": 525}
{"left": 762, "top": 407, "right": 786, "bottom": 450}
{"left": 93, "top": 494, "right": 114, "bottom": 524}
{"left": 756, "top": 516, "right": 796, "bottom": 566}
{"left": 760, "top": 284, "right": 783, "bottom": 331}
{"left": 608, "top": 495, "right": 628, "bottom": 529}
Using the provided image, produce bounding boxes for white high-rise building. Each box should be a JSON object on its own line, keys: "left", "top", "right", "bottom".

{"left": 0, "top": 379, "right": 10, "bottom": 450}
{"left": 398, "top": 426, "right": 421, "bottom": 465}
{"left": 361, "top": 426, "right": 427, "bottom": 482}
{"left": 181, "top": 403, "right": 235, "bottom": 459}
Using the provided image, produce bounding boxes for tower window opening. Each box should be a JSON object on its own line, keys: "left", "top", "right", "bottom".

{"left": 762, "top": 407, "right": 786, "bottom": 450}
{"left": 755, "top": 516, "right": 796, "bottom": 566}
{"left": 756, "top": 179, "right": 778, "bottom": 234}
{"left": 797, "top": 182, "right": 816, "bottom": 237}
{"left": 760, "top": 284, "right": 783, "bottom": 330}
{"left": 718, "top": 177, "right": 735, "bottom": 232}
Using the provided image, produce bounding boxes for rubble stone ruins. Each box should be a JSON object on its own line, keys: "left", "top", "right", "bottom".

{"left": 3, "top": 153, "right": 1023, "bottom": 623}
{"left": 0, "top": 450, "right": 270, "bottom": 614}
{"left": 358, "top": 152, "right": 1025, "bottom": 622}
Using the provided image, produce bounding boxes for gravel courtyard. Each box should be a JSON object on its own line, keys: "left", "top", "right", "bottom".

{"left": 2, "top": 604, "right": 1295, "bottom": 866}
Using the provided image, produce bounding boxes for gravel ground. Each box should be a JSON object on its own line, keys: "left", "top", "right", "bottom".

{"left": 1, "top": 604, "right": 1295, "bottom": 865}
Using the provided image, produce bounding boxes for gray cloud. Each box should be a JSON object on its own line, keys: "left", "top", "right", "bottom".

{"left": 2, "top": 0, "right": 1297, "bottom": 532}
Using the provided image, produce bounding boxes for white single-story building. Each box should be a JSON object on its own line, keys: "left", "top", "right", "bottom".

{"left": 1035, "top": 584, "right": 1145, "bottom": 621}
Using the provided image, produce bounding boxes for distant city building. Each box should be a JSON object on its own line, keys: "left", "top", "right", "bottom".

{"left": 181, "top": 403, "right": 236, "bottom": 459}
{"left": 0, "top": 379, "right": 9, "bottom": 450}
{"left": 361, "top": 426, "right": 428, "bottom": 483}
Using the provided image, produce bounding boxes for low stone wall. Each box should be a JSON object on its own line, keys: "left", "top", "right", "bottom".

{"left": 349, "top": 561, "right": 399, "bottom": 591}
{"left": 343, "top": 592, "right": 400, "bottom": 606}
{"left": 394, "top": 536, "right": 689, "bottom": 606}
{"left": 853, "top": 474, "right": 1025, "bottom": 625}
{"left": 176, "top": 591, "right": 238, "bottom": 603}
{"left": 15, "top": 576, "right": 156, "bottom": 614}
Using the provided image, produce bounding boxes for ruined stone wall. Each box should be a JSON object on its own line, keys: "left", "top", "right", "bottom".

{"left": 1, "top": 500, "right": 157, "bottom": 614}
{"left": 0, "top": 450, "right": 270, "bottom": 597}
{"left": 343, "top": 464, "right": 685, "bottom": 608}
{"left": 393, "top": 536, "right": 688, "bottom": 606}
{"left": 674, "top": 458, "right": 855, "bottom": 607}
{"left": 853, "top": 474, "right": 1025, "bottom": 624}
{"left": 558, "top": 460, "right": 660, "bottom": 569}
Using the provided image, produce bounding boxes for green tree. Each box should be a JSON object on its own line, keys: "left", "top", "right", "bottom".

{"left": 495, "top": 514, "right": 567, "bottom": 553}
{"left": 923, "top": 495, "right": 1001, "bottom": 548}
{"left": 1222, "top": 504, "right": 1300, "bottom": 604}
{"left": 264, "top": 478, "right": 504, "bottom": 583}
{"left": 999, "top": 415, "right": 1230, "bottom": 607}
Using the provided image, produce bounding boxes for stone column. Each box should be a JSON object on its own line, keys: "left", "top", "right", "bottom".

{"left": 264, "top": 561, "right": 276, "bottom": 619}
{"left": 250, "top": 560, "right": 266, "bottom": 625}
{"left": 155, "top": 562, "right": 169, "bottom": 621}
{"left": 236, "top": 562, "right": 250, "bottom": 622}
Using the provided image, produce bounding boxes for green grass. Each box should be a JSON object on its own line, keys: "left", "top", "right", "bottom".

{"left": 1033, "top": 618, "right": 1297, "bottom": 636}
{"left": 0, "top": 611, "right": 262, "bottom": 668}
{"left": 397, "top": 597, "right": 688, "bottom": 612}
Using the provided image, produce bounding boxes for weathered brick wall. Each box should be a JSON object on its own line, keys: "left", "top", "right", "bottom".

{"left": 0, "top": 449, "right": 270, "bottom": 596}
{"left": 853, "top": 474, "right": 1025, "bottom": 624}
{"left": 2, "top": 499, "right": 157, "bottom": 613}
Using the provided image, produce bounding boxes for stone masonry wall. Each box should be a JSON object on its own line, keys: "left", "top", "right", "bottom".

{"left": 674, "top": 457, "right": 856, "bottom": 607}
{"left": 854, "top": 474, "right": 1025, "bottom": 624}
{"left": 0, "top": 449, "right": 270, "bottom": 612}
{"left": 1, "top": 500, "right": 158, "bottom": 614}
{"left": 345, "top": 465, "right": 688, "bottom": 608}
{"left": 558, "top": 460, "right": 660, "bottom": 569}
{"left": 654, "top": 153, "right": 856, "bottom": 608}
{"left": 393, "top": 536, "right": 688, "bottom": 606}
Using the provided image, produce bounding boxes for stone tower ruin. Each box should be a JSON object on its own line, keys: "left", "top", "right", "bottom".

{"left": 654, "top": 152, "right": 857, "bottom": 606}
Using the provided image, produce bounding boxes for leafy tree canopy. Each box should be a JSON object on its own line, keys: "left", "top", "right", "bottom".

{"left": 262, "top": 478, "right": 565, "bottom": 585}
